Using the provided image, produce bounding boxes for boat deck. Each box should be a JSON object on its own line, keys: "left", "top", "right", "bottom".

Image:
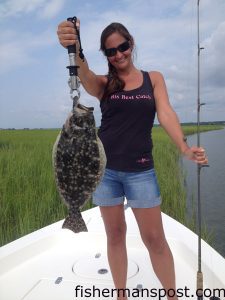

{"left": 0, "top": 207, "right": 224, "bottom": 300}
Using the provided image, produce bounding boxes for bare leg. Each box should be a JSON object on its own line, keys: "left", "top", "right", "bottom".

{"left": 132, "top": 206, "right": 178, "bottom": 300}
{"left": 100, "top": 204, "right": 128, "bottom": 300}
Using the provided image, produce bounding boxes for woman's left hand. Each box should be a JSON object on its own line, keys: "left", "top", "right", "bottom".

{"left": 182, "top": 146, "right": 208, "bottom": 165}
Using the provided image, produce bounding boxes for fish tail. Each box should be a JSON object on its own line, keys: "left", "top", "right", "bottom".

{"left": 62, "top": 212, "right": 88, "bottom": 233}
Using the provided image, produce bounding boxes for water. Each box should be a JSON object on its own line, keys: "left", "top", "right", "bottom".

{"left": 182, "top": 128, "right": 225, "bottom": 258}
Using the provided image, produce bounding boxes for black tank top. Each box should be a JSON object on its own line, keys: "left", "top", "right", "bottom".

{"left": 98, "top": 70, "right": 156, "bottom": 172}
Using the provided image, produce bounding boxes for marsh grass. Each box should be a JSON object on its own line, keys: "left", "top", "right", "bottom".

{"left": 0, "top": 130, "right": 65, "bottom": 243}
{"left": 152, "top": 125, "right": 223, "bottom": 245}
{"left": 0, "top": 125, "right": 223, "bottom": 246}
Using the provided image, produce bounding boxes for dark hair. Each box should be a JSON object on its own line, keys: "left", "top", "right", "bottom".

{"left": 100, "top": 22, "right": 134, "bottom": 99}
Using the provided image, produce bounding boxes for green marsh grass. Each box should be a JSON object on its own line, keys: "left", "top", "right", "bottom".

{"left": 0, "top": 125, "right": 223, "bottom": 246}
{"left": 0, "top": 130, "right": 65, "bottom": 244}
{"left": 152, "top": 125, "right": 223, "bottom": 245}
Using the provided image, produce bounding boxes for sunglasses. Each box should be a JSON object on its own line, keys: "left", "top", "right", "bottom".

{"left": 104, "top": 41, "right": 131, "bottom": 57}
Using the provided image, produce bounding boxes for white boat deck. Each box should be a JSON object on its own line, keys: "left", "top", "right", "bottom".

{"left": 0, "top": 207, "right": 224, "bottom": 300}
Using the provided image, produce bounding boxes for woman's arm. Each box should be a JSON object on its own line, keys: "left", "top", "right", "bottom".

{"left": 150, "top": 71, "right": 208, "bottom": 164}
{"left": 57, "top": 19, "right": 107, "bottom": 100}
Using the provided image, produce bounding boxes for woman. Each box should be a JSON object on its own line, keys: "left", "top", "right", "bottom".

{"left": 57, "top": 19, "right": 208, "bottom": 300}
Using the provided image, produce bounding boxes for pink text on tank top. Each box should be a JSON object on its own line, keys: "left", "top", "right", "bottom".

{"left": 110, "top": 94, "right": 152, "bottom": 100}
{"left": 136, "top": 157, "right": 151, "bottom": 164}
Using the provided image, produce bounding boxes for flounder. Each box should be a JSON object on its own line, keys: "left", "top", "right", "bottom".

{"left": 53, "top": 103, "right": 106, "bottom": 233}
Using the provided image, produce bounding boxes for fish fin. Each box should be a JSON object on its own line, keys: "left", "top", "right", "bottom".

{"left": 62, "top": 212, "right": 88, "bottom": 233}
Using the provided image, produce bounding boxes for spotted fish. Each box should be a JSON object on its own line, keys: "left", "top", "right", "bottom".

{"left": 53, "top": 103, "right": 106, "bottom": 233}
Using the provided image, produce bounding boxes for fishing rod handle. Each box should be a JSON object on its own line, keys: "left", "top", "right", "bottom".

{"left": 67, "top": 17, "right": 77, "bottom": 54}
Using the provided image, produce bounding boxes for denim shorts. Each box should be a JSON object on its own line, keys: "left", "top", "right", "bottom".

{"left": 92, "top": 168, "right": 161, "bottom": 208}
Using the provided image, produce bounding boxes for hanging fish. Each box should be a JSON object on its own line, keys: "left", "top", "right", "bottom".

{"left": 52, "top": 17, "right": 106, "bottom": 233}
{"left": 53, "top": 104, "right": 106, "bottom": 233}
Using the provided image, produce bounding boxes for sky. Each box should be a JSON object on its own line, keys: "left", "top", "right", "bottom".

{"left": 0, "top": 0, "right": 225, "bottom": 129}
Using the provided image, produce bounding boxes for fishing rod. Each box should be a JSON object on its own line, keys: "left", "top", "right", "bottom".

{"left": 196, "top": 1, "right": 204, "bottom": 299}
{"left": 196, "top": 2, "right": 217, "bottom": 300}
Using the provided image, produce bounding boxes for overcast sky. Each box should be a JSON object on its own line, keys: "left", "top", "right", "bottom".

{"left": 0, "top": 0, "right": 224, "bottom": 129}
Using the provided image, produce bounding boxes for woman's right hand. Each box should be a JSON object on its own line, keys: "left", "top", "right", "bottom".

{"left": 57, "top": 19, "right": 80, "bottom": 48}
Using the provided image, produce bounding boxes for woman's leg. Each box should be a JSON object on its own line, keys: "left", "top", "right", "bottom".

{"left": 132, "top": 206, "right": 178, "bottom": 300}
{"left": 100, "top": 204, "right": 128, "bottom": 300}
